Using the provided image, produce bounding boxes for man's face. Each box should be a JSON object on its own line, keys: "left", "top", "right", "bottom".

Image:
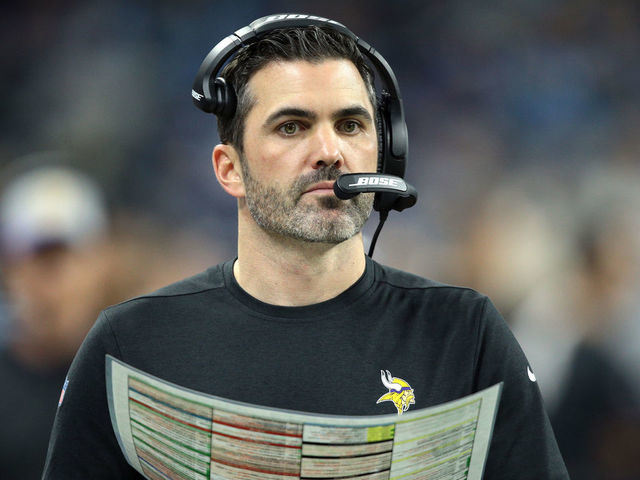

{"left": 239, "top": 59, "right": 378, "bottom": 243}
{"left": 4, "top": 244, "right": 108, "bottom": 350}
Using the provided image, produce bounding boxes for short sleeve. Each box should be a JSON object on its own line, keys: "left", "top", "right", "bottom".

{"left": 474, "top": 297, "right": 570, "bottom": 479}
{"left": 42, "top": 311, "right": 140, "bottom": 479}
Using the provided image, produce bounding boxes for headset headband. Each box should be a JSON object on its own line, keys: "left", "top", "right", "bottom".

{"left": 191, "top": 13, "right": 408, "bottom": 180}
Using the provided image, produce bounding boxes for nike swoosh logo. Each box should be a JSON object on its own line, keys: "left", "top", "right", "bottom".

{"left": 527, "top": 366, "right": 537, "bottom": 382}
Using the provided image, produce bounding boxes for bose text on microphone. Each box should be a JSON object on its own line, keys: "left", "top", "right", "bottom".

{"left": 334, "top": 173, "right": 417, "bottom": 212}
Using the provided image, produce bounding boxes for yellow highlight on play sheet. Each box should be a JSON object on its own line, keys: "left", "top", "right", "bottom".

{"left": 367, "top": 424, "right": 395, "bottom": 442}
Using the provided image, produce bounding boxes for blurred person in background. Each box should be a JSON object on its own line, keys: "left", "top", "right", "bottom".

{"left": 0, "top": 161, "right": 227, "bottom": 479}
{"left": 566, "top": 168, "right": 640, "bottom": 480}
{"left": 457, "top": 169, "right": 640, "bottom": 480}
{"left": 0, "top": 164, "right": 111, "bottom": 480}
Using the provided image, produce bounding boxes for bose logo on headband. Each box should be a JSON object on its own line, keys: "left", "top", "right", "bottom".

{"left": 191, "top": 90, "right": 204, "bottom": 101}
{"left": 262, "top": 14, "right": 343, "bottom": 26}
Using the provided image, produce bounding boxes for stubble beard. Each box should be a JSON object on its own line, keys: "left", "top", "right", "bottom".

{"left": 240, "top": 159, "right": 374, "bottom": 244}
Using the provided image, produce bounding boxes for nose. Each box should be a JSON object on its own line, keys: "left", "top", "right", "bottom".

{"left": 309, "top": 124, "right": 343, "bottom": 170}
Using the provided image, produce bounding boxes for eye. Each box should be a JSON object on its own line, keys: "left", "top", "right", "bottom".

{"left": 278, "top": 121, "right": 302, "bottom": 136}
{"left": 338, "top": 120, "right": 361, "bottom": 134}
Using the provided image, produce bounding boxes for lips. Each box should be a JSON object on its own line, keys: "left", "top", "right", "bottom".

{"left": 303, "top": 181, "right": 335, "bottom": 194}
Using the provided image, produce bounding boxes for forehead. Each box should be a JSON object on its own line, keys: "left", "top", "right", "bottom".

{"left": 246, "top": 59, "right": 375, "bottom": 118}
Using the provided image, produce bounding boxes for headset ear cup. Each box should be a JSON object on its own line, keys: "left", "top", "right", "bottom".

{"left": 374, "top": 103, "right": 403, "bottom": 212}
{"left": 212, "top": 77, "right": 237, "bottom": 118}
{"left": 374, "top": 106, "right": 388, "bottom": 212}
{"left": 376, "top": 106, "right": 386, "bottom": 174}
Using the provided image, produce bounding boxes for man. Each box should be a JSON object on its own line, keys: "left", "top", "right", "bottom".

{"left": 0, "top": 165, "right": 110, "bottom": 480}
{"left": 42, "top": 16, "right": 569, "bottom": 478}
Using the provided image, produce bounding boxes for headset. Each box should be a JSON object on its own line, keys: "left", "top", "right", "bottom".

{"left": 192, "top": 14, "right": 417, "bottom": 256}
{"left": 193, "top": 13, "right": 416, "bottom": 206}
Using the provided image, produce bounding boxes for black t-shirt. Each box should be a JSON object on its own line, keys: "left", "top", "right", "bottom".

{"left": 42, "top": 257, "right": 569, "bottom": 478}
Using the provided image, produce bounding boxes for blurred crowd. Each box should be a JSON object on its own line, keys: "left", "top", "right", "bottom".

{"left": 1, "top": 1, "right": 639, "bottom": 479}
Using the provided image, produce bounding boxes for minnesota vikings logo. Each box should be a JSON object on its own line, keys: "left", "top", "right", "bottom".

{"left": 377, "top": 370, "right": 415, "bottom": 415}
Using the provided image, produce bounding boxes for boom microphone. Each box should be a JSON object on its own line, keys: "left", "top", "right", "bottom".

{"left": 333, "top": 173, "right": 417, "bottom": 212}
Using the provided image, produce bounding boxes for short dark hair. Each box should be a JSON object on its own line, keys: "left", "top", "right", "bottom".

{"left": 217, "top": 26, "right": 377, "bottom": 152}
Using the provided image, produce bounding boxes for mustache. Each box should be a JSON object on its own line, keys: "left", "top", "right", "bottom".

{"left": 293, "top": 166, "right": 343, "bottom": 195}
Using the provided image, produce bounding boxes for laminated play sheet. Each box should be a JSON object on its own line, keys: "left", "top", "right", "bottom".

{"left": 106, "top": 355, "right": 502, "bottom": 480}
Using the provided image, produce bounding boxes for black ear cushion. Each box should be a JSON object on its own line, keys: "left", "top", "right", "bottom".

{"left": 212, "top": 77, "right": 237, "bottom": 118}
{"left": 374, "top": 105, "right": 392, "bottom": 212}
{"left": 376, "top": 106, "right": 387, "bottom": 173}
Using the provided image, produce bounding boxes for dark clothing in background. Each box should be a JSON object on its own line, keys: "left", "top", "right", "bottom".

{"left": 0, "top": 349, "right": 67, "bottom": 480}
{"left": 551, "top": 341, "right": 640, "bottom": 480}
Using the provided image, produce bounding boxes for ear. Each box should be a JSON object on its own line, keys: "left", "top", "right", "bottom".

{"left": 212, "top": 144, "right": 245, "bottom": 198}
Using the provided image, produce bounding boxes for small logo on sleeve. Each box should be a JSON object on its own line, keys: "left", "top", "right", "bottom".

{"left": 376, "top": 370, "right": 415, "bottom": 415}
{"left": 527, "top": 366, "right": 537, "bottom": 382}
{"left": 58, "top": 377, "right": 69, "bottom": 407}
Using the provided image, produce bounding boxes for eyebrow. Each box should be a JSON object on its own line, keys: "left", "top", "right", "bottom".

{"left": 263, "top": 105, "right": 374, "bottom": 128}
{"left": 332, "top": 106, "right": 374, "bottom": 124}
{"left": 264, "top": 107, "right": 316, "bottom": 128}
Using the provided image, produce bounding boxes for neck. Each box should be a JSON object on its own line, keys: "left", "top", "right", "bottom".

{"left": 234, "top": 216, "right": 367, "bottom": 306}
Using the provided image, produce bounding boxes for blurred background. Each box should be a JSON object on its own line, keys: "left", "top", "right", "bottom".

{"left": 1, "top": 0, "right": 639, "bottom": 478}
